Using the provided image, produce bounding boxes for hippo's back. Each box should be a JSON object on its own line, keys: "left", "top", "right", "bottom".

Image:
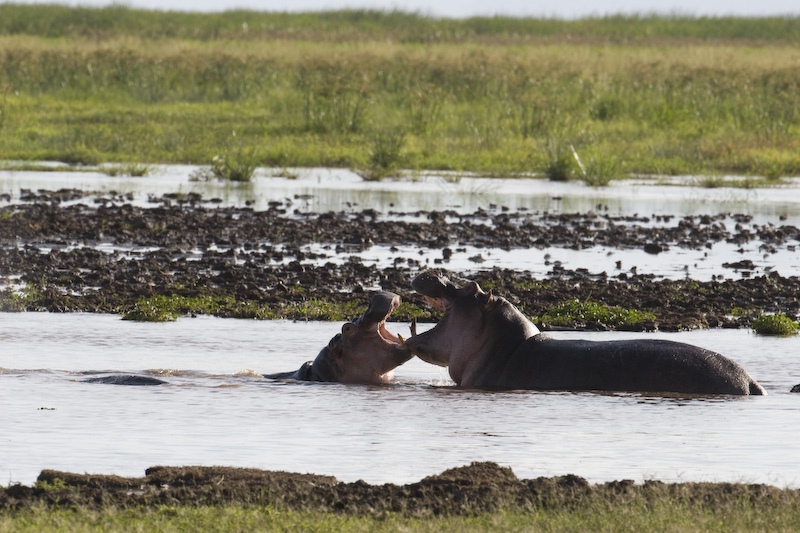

{"left": 493, "top": 335, "right": 765, "bottom": 395}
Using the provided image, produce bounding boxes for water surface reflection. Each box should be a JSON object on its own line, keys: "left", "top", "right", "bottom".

{"left": 2, "top": 313, "right": 798, "bottom": 488}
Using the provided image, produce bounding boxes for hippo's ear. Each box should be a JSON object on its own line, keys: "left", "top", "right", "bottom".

{"left": 478, "top": 289, "right": 496, "bottom": 308}
{"left": 341, "top": 323, "right": 357, "bottom": 337}
{"left": 328, "top": 333, "right": 343, "bottom": 348}
{"left": 463, "top": 281, "right": 484, "bottom": 296}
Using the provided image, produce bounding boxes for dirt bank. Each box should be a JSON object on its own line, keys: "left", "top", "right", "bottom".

{"left": 2, "top": 462, "right": 797, "bottom": 515}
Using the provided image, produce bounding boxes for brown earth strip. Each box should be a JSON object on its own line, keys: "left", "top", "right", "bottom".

{"left": 2, "top": 462, "right": 797, "bottom": 515}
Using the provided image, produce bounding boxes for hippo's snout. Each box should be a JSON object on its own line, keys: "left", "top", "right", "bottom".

{"left": 356, "top": 291, "right": 400, "bottom": 327}
{"left": 411, "top": 271, "right": 459, "bottom": 300}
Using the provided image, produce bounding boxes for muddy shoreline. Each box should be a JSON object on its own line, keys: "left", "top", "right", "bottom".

{"left": 2, "top": 189, "right": 799, "bottom": 330}
{"left": 3, "top": 462, "right": 797, "bottom": 514}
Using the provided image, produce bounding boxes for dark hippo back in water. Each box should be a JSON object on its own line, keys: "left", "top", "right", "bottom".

{"left": 82, "top": 374, "right": 167, "bottom": 386}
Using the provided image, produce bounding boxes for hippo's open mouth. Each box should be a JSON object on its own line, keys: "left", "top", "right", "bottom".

{"left": 404, "top": 272, "right": 465, "bottom": 367}
{"left": 356, "top": 291, "right": 407, "bottom": 347}
{"left": 409, "top": 270, "right": 458, "bottom": 320}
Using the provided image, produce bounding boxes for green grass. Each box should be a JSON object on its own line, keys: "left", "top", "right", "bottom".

{"left": 2, "top": 500, "right": 799, "bottom": 532}
{"left": 192, "top": 148, "right": 259, "bottom": 182}
{"left": 118, "top": 293, "right": 385, "bottom": 322}
{"left": 101, "top": 162, "right": 151, "bottom": 177}
{"left": 1, "top": 7, "right": 799, "bottom": 179}
{"left": 1, "top": 5, "right": 800, "bottom": 44}
{"left": 536, "top": 300, "right": 656, "bottom": 329}
{"left": 751, "top": 312, "right": 799, "bottom": 335}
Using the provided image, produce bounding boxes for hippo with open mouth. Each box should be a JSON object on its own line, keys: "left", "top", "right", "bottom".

{"left": 405, "top": 271, "right": 766, "bottom": 395}
{"left": 266, "top": 291, "right": 412, "bottom": 384}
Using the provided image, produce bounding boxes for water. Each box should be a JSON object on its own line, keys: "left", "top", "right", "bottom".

{"left": 3, "top": 166, "right": 800, "bottom": 219}
{"left": 3, "top": 166, "right": 800, "bottom": 487}
{"left": 3, "top": 166, "right": 800, "bottom": 282}
{"left": 2, "top": 312, "right": 798, "bottom": 487}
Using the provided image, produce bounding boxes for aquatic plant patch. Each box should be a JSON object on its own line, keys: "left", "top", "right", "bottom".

{"left": 536, "top": 300, "right": 657, "bottom": 330}
{"left": 751, "top": 312, "right": 799, "bottom": 336}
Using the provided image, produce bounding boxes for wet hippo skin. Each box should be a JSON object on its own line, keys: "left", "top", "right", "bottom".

{"left": 265, "top": 291, "right": 412, "bottom": 384}
{"left": 406, "top": 271, "right": 766, "bottom": 395}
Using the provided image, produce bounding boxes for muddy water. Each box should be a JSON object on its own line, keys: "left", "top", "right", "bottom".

{"left": 2, "top": 312, "right": 798, "bottom": 488}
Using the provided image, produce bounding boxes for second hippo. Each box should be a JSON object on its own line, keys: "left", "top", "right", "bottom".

{"left": 266, "top": 291, "right": 412, "bottom": 384}
{"left": 405, "top": 271, "right": 766, "bottom": 396}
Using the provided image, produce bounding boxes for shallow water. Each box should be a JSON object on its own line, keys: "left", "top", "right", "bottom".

{"left": 3, "top": 165, "right": 800, "bottom": 219}
{"left": 3, "top": 167, "right": 800, "bottom": 487}
{"left": 3, "top": 166, "right": 800, "bottom": 282}
{"left": 2, "top": 312, "right": 798, "bottom": 487}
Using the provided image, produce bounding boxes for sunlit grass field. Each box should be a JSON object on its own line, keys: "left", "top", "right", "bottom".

{"left": 2, "top": 496, "right": 800, "bottom": 532}
{"left": 1, "top": 5, "right": 799, "bottom": 182}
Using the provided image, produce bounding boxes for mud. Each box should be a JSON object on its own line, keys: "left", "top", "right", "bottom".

{"left": 1, "top": 188, "right": 800, "bottom": 330}
{"left": 2, "top": 462, "right": 796, "bottom": 515}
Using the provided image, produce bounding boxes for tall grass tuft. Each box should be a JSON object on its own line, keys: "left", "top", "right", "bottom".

{"left": 191, "top": 148, "right": 259, "bottom": 182}
{"left": 102, "top": 163, "right": 151, "bottom": 177}
{"left": 357, "top": 128, "right": 406, "bottom": 181}
{"left": 581, "top": 153, "right": 624, "bottom": 187}
{"left": 544, "top": 143, "right": 575, "bottom": 181}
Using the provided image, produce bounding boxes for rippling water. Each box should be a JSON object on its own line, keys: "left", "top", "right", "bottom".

{"left": 3, "top": 167, "right": 800, "bottom": 487}
{"left": 2, "top": 312, "right": 798, "bottom": 487}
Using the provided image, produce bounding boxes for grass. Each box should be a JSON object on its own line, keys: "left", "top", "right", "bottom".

{"left": 1, "top": 5, "right": 800, "bottom": 44}
{"left": 2, "top": 498, "right": 800, "bottom": 532}
{"left": 200, "top": 149, "right": 259, "bottom": 182}
{"left": 101, "top": 162, "right": 151, "bottom": 177}
{"left": 118, "top": 293, "right": 379, "bottom": 322}
{"left": 751, "top": 312, "right": 799, "bottom": 335}
{"left": 356, "top": 128, "right": 407, "bottom": 181}
{"left": 0, "top": 7, "right": 799, "bottom": 180}
{"left": 536, "top": 300, "right": 656, "bottom": 329}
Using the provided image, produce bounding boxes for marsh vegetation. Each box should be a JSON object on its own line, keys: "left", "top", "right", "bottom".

{"left": 1, "top": 6, "right": 799, "bottom": 181}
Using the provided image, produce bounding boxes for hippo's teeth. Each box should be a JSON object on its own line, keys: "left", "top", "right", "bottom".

{"left": 397, "top": 333, "right": 405, "bottom": 345}
{"left": 410, "top": 317, "right": 417, "bottom": 337}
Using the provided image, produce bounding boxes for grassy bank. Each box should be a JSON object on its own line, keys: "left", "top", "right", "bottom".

{"left": 4, "top": 461, "right": 800, "bottom": 532}
{"left": 1, "top": 6, "right": 799, "bottom": 179}
{"left": 3, "top": 502, "right": 800, "bottom": 532}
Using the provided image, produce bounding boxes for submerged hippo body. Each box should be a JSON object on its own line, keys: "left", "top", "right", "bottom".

{"left": 405, "top": 271, "right": 766, "bottom": 396}
{"left": 266, "top": 291, "right": 412, "bottom": 384}
{"left": 82, "top": 374, "right": 167, "bottom": 386}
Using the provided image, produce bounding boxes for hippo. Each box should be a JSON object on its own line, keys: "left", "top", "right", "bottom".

{"left": 265, "top": 291, "right": 413, "bottom": 384}
{"left": 81, "top": 374, "right": 167, "bottom": 386}
{"left": 404, "top": 271, "right": 766, "bottom": 396}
